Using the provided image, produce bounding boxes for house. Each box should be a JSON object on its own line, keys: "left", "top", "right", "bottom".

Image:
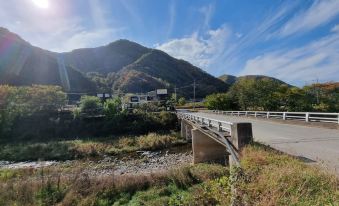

{"left": 122, "top": 89, "right": 168, "bottom": 109}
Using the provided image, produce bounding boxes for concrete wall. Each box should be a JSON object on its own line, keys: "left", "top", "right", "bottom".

{"left": 180, "top": 118, "right": 253, "bottom": 166}
{"left": 191, "top": 128, "right": 228, "bottom": 164}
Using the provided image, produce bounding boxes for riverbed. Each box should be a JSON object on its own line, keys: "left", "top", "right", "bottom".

{"left": 0, "top": 144, "right": 193, "bottom": 176}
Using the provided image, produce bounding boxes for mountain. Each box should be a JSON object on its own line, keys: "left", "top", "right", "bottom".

{"left": 218, "top": 74, "right": 237, "bottom": 85}
{"left": 0, "top": 28, "right": 228, "bottom": 97}
{"left": 219, "top": 74, "right": 289, "bottom": 86}
{"left": 0, "top": 27, "right": 96, "bottom": 92}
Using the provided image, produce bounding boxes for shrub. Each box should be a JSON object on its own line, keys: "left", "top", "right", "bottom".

{"left": 79, "top": 95, "right": 103, "bottom": 115}
{"left": 178, "top": 97, "right": 186, "bottom": 106}
{"left": 137, "top": 133, "right": 179, "bottom": 150}
{"left": 204, "top": 93, "right": 236, "bottom": 110}
{"left": 104, "top": 97, "right": 122, "bottom": 118}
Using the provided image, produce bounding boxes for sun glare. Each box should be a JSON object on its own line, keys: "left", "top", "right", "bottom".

{"left": 32, "top": 0, "right": 49, "bottom": 9}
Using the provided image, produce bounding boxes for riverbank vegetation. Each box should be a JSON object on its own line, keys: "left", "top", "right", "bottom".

{"left": 0, "top": 85, "right": 178, "bottom": 143}
{"left": 0, "top": 144, "right": 337, "bottom": 205}
{"left": 0, "top": 132, "right": 184, "bottom": 162}
{"left": 205, "top": 80, "right": 339, "bottom": 112}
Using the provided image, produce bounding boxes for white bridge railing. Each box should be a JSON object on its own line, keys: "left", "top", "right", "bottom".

{"left": 212, "top": 110, "right": 339, "bottom": 124}
{"left": 178, "top": 112, "right": 233, "bottom": 134}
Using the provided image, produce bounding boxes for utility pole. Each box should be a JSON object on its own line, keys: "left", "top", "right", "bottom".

{"left": 316, "top": 78, "right": 319, "bottom": 104}
{"left": 174, "top": 86, "right": 177, "bottom": 103}
{"left": 193, "top": 80, "right": 196, "bottom": 110}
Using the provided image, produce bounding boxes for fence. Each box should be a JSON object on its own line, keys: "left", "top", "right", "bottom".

{"left": 212, "top": 110, "right": 339, "bottom": 124}
{"left": 178, "top": 112, "right": 233, "bottom": 134}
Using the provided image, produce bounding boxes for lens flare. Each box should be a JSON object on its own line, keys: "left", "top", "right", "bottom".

{"left": 32, "top": 0, "right": 49, "bottom": 9}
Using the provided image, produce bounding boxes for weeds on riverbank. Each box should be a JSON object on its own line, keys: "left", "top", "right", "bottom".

{"left": 0, "top": 163, "right": 228, "bottom": 206}
{"left": 238, "top": 144, "right": 339, "bottom": 205}
{"left": 1, "top": 144, "right": 338, "bottom": 205}
{"left": 0, "top": 132, "right": 185, "bottom": 162}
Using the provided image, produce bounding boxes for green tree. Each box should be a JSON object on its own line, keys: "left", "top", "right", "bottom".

{"left": 229, "top": 78, "right": 285, "bottom": 111}
{"left": 178, "top": 97, "right": 186, "bottom": 106}
{"left": 204, "top": 93, "right": 236, "bottom": 110}
{"left": 79, "top": 96, "right": 102, "bottom": 115}
{"left": 104, "top": 97, "right": 122, "bottom": 117}
{"left": 228, "top": 79, "right": 257, "bottom": 110}
{"left": 0, "top": 85, "right": 67, "bottom": 140}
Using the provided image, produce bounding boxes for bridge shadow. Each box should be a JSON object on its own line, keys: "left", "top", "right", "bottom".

{"left": 250, "top": 142, "right": 317, "bottom": 163}
{"left": 268, "top": 137, "right": 339, "bottom": 144}
{"left": 295, "top": 156, "right": 316, "bottom": 163}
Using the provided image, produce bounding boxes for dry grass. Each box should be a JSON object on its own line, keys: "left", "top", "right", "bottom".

{"left": 0, "top": 132, "right": 185, "bottom": 161}
{"left": 0, "top": 163, "right": 227, "bottom": 205}
{"left": 239, "top": 144, "right": 339, "bottom": 206}
{"left": 1, "top": 143, "right": 337, "bottom": 205}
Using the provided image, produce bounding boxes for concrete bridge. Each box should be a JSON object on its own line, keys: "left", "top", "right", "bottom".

{"left": 178, "top": 112, "right": 253, "bottom": 166}
{"left": 189, "top": 111, "right": 339, "bottom": 174}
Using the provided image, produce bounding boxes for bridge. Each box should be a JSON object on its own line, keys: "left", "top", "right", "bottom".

{"left": 177, "top": 112, "right": 253, "bottom": 167}
{"left": 181, "top": 110, "right": 339, "bottom": 174}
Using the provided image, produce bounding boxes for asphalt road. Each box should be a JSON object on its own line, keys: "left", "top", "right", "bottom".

{"left": 195, "top": 112, "right": 339, "bottom": 174}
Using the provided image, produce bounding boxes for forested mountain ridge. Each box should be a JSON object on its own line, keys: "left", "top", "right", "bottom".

{"left": 0, "top": 27, "right": 228, "bottom": 97}
{"left": 219, "top": 74, "right": 290, "bottom": 86}
{"left": 0, "top": 27, "right": 96, "bottom": 93}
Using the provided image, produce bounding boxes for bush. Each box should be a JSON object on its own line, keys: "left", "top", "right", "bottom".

{"left": 204, "top": 93, "right": 236, "bottom": 110}
{"left": 104, "top": 97, "right": 122, "bottom": 118}
{"left": 79, "top": 95, "right": 103, "bottom": 115}
{"left": 137, "top": 133, "right": 178, "bottom": 150}
{"left": 0, "top": 85, "right": 67, "bottom": 141}
{"left": 178, "top": 97, "right": 186, "bottom": 106}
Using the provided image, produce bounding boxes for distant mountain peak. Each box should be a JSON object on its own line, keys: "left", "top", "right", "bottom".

{"left": 0, "top": 27, "right": 28, "bottom": 45}
{"left": 0, "top": 27, "right": 228, "bottom": 96}
{"left": 219, "top": 74, "right": 290, "bottom": 86}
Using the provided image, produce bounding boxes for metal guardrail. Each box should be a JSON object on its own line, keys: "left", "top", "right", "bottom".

{"left": 212, "top": 110, "right": 339, "bottom": 124}
{"left": 177, "top": 112, "right": 241, "bottom": 166}
{"left": 178, "top": 112, "right": 233, "bottom": 134}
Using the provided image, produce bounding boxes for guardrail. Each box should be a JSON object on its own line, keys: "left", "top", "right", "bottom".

{"left": 212, "top": 110, "right": 339, "bottom": 124}
{"left": 178, "top": 112, "right": 233, "bottom": 134}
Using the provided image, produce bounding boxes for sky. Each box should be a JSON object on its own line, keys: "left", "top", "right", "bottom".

{"left": 1, "top": 0, "right": 339, "bottom": 86}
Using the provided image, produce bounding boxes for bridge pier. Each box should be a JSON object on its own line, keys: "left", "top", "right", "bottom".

{"left": 191, "top": 128, "right": 228, "bottom": 164}
{"left": 179, "top": 115, "right": 253, "bottom": 166}
{"left": 230, "top": 123, "right": 253, "bottom": 150}
{"left": 181, "top": 119, "right": 193, "bottom": 141}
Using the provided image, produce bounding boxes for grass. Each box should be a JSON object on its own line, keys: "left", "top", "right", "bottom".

{"left": 238, "top": 144, "right": 339, "bottom": 206}
{"left": 0, "top": 163, "right": 228, "bottom": 206}
{"left": 0, "top": 132, "right": 185, "bottom": 161}
{"left": 0, "top": 143, "right": 338, "bottom": 205}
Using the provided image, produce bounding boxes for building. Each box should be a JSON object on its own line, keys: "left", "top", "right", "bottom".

{"left": 122, "top": 89, "right": 168, "bottom": 109}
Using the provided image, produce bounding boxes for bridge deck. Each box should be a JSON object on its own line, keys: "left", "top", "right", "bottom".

{"left": 195, "top": 112, "right": 339, "bottom": 174}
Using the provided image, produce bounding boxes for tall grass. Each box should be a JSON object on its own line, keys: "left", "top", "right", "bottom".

{"left": 239, "top": 144, "right": 339, "bottom": 205}
{"left": 0, "top": 164, "right": 228, "bottom": 205}
{"left": 0, "top": 132, "right": 185, "bottom": 161}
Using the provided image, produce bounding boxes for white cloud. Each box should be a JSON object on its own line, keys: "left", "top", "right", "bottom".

{"left": 240, "top": 32, "right": 339, "bottom": 84}
{"left": 199, "top": 3, "right": 215, "bottom": 29}
{"left": 279, "top": 0, "right": 339, "bottom": 37}
{"left": 0, "top": 0, "right": 123, "bottom": 52}
{"left": 52, "top": 28, "right": 123, "bottom": 52}
{"left": 156, "top": 25, "right": 231, "bottom": 69}
{"left": 331, "top": 24, "right": 339, "bottom": 32}
{"left": 166, "top": 0, "right": 176, "bottom": 38}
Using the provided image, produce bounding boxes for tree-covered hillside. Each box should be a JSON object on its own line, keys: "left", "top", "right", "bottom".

{"left": 0, "top": 27, "right": 228, "bottom": 97}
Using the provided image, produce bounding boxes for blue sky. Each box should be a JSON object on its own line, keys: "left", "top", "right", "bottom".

{"left": 1, "top": 0, "right": 339, "bottom": 86}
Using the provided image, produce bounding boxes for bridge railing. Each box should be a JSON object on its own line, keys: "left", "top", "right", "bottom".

{"left": 177, "top": 112, "right": 233, "bottom": 134}
{"left": 212, "top": 110, "right": 339, "bottom": 124}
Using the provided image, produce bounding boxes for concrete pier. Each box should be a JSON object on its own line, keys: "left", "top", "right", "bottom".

{"left": 191, "top": 128, "right": 228, "bottom": 164}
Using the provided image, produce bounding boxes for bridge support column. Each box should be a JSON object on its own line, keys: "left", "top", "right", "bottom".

{"left": 230, "top": 123, "right": 253, "bottom": 151}
{"left": 192, "top": 129, "right": 228, "bottom": 164}
{"left": 185, "top": 124, "right": 193, "bottom": 141}
{"left": 180, "top": 120, "right": 187, "bottom": 138}
{"left": 180, "top": 119, "right": 193, "bottom": 142}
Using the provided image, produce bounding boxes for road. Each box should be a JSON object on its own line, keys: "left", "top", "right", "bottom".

{"left": 195, "top": 112, "right": 339, "bottom": 174}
